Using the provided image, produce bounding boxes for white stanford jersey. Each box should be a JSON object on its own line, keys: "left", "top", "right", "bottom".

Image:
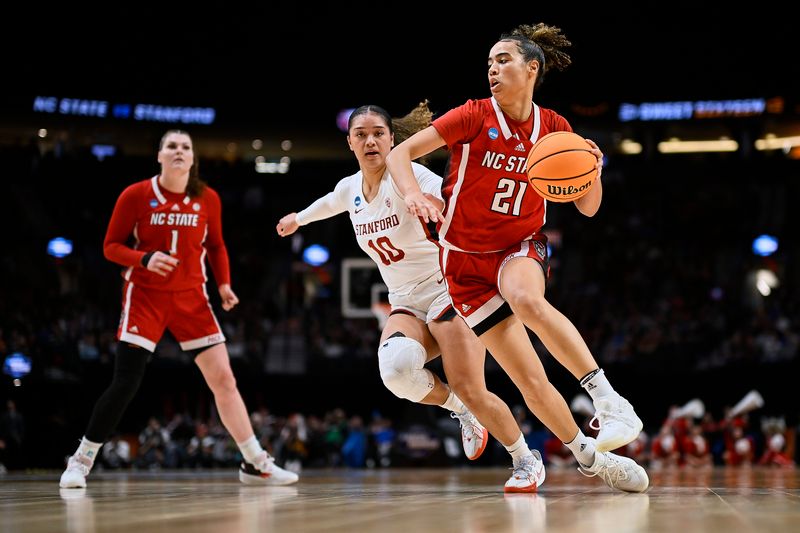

{"left": 296, "top": 163, "right": 442, "bottom": 296}
{"left": 433, "top": 97, "right": 572, "bottom": 253}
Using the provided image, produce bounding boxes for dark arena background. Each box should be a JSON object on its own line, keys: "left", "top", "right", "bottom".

{"left": 1, "top": 6, "right": 799, "bottom": 532}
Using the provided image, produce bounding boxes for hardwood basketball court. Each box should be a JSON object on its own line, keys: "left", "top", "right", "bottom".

{"left": 1, "top": 467, "right": 797, "bottom": 532}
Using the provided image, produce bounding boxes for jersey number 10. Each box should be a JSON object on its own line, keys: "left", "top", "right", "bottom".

{"left": 368, "top": 237, "right": 405, "bottom": 266}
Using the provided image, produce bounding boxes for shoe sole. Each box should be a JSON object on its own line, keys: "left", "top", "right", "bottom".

{"left": 59, "top": 481, "right": 86, "bottom": 489}
{"left": 504, "top": 484, "right": 538, "bottom": 493}
{"left": 595, "top": 418, "right": 644, "bottom": 452}
{"left": 466, "top": 427, "right": 489, "bottom": 460}
{"left": 239, "top": 471, "right": 298, "bottom": 486}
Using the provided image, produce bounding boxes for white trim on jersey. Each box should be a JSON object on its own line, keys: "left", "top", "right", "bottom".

{"left": 491, "top": 97, "right": 541, "bottom": 142}
{"left": 150, "top": 175, "right": 190, "bottom": 205}
{"left": 124, "top": 222, "right": 141, "bottom": 281}
{"left": 119, "top": 282, "right": 157, "bottom": 352}
{"left": 121, "top": 281, "right": 134, "bottom": 332}
{"left": 463, "top": 293, "right": 506, "bottom": 328}
{"left": 119, "top": 332, "right": 157, "bottom": 352}
{"left": 529, "top": 103, "right": 546, "bottom": 226}
{"left": 180, "top": 333, "right": 226, "bottom": 351}
{"left": 530, "top": 104, "right": 541, "bottom": 142}
{"left": 150, "top": 176, "right": 166, "bottom": 204}
{"left": 200, "top": 225, "right": 209, "bottom": 284}
{"left": 439, "top": 143, "right": 470, "bottom": 252}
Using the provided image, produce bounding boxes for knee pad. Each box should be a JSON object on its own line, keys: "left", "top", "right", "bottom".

{"left": 378, "top": 335, "right": 434, "bottom": 402}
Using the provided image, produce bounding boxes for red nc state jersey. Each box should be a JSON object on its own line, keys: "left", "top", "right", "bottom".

{"left": 103, "top": 176, "right": 230, "bottom": 291}
{"left": 433, "top": 97, "right": 571, "bottom": 253}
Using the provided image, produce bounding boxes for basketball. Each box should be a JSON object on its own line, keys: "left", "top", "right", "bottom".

{"left": 526, "top": 131, "right": 598, "bottom": 202}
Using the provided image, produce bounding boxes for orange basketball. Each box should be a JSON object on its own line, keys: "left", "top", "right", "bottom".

{"left": 526, "top": 131, "right": 598, "bottom": 202}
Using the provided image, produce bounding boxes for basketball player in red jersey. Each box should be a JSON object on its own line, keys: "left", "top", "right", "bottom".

{"left": 387, "top": 23, "right": 648, "bottom": 491}
{"left": 60, "top": 130, "right": 297, "bottom": 488}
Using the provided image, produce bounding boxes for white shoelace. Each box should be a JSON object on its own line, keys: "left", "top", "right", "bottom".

{"left": 510, "top": 454, "right": 538, "bottom": 479}
{"left": 450, "top": 411, "right": 482, "bottom": 439}
{"left": 590, "top": 398, "right": 632, "bottom": 431}
{"left": 578, "top": 454, "right": 629, "bottom": 485}
{"left": 253, "top": 451, "right": 278, "bottom": 472}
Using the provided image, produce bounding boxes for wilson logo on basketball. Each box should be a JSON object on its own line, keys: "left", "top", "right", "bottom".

{"left": 545, "top": 180, "right": 593, "bottom": 197}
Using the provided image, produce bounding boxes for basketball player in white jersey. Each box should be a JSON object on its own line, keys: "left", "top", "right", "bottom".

{"left": 277, "top": 103, "right": 546, "bottom": 492}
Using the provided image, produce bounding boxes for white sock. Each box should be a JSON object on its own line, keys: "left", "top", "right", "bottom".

{"left": 565, "top": 430, "right": 596, "bottom": 467}
{"left": 504, "top": 433, "right": 531, "bottom": 462}
{"left": 237, "top": 435, "right": 264, "bottom": 464}
{"left": 77, "top": 437, "right": 102, "bottom": 462}
{"left": 441, "top": 390, "right": 466, "bottom": 414}
{"left": 580, "top": 368, "right": 615, "bottom": 400}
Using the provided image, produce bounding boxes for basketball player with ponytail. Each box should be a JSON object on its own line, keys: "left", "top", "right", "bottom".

{"left": 277, "top": 103, "right": 549, "bottom": 492}
{"left": 60, "top": 130, "right": 297, "bottom": 489}
{"left": 387, "top": 23, "right": 649, "bottom": 491}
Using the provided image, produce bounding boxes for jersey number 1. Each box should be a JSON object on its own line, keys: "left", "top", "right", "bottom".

{"left": 170, "top": 230, "right": 178, "bottom": 255}
{"left": 368, "top": 237, "right": 405, "bottom": 266}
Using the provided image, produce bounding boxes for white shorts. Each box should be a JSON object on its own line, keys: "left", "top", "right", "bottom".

{"left": 388, "top": 273, "right": 453, "bottom": 324}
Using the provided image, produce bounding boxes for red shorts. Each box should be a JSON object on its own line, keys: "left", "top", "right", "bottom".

{"left": 116, "top": 281, "right": 225, "bottom": 352}
{"left": 441, "top": 235, "right": 549, "bottom": 330}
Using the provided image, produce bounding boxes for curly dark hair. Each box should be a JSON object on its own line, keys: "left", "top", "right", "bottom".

{"left": 500, "top": 23, "right": 572, "bottom": 89}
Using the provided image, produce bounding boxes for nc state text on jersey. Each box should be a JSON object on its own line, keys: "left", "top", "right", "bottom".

{"left": 150, "top": 213, "right": 200, "bottom": 227}
{"left": 481, "top": 152, "right": 528, "bottom": 174}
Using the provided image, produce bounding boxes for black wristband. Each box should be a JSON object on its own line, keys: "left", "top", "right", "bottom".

{"left": 141, "top": 252, "right": 155, "bottom": 268}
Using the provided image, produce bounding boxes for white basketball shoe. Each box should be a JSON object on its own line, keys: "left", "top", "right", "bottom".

{"left": 591, "top": 393, "right": 643, "bottom": 452}
{"left": 451, "top": 410, "right": 488, "bottom": 460}
{"left": 239, "top": 451, "right": 299, "bottom": 485}
{"left": 504, "top": 450, "right": 546, "bottom": 493}
{"left": 59, "top": 453, "right": 94, "bottom": 489}
{"left": 578, "top": 441, "right": 649, "bottom": 492}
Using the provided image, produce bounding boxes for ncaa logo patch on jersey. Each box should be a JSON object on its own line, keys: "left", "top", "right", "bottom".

{"left": 149, "top": 199, "right": 158, "bottom": 208}
{"left": 354, "top": 196, "right": 362, "bottom": 207}
{"left": 385, "top": 197, "right": 391, "bottom": 209}
{"left": 192, "top": 202, "right": 200, "bottom": 211}
{"left": 488, "top": 127, "right": 499, "bottom": 140}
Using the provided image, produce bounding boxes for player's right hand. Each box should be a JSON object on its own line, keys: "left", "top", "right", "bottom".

{"left": 145, "top": 251, "right": 179, "bottom": 277}
{"left": 276, "top": 213, "right": 299, "bottom": 237}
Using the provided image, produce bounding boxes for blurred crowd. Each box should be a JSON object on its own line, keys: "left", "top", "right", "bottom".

{"left": 4, "top": 397, "right": 794, "bottom": 475}
{"left": 1, "top": 138, "right": 798, "bottom": 470}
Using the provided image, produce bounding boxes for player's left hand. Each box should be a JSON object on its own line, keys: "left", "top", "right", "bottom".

{"left": 405, "top": 190, "right": 442, "bottom": 223}
{"left": 585, "top": 138, "right": 604, "bottom": 179}
{"left": 422, "top": 193, "right": 445, "bottom": 213}
{"left": 219, "top": 284, "right": 239, "bottom": 311}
